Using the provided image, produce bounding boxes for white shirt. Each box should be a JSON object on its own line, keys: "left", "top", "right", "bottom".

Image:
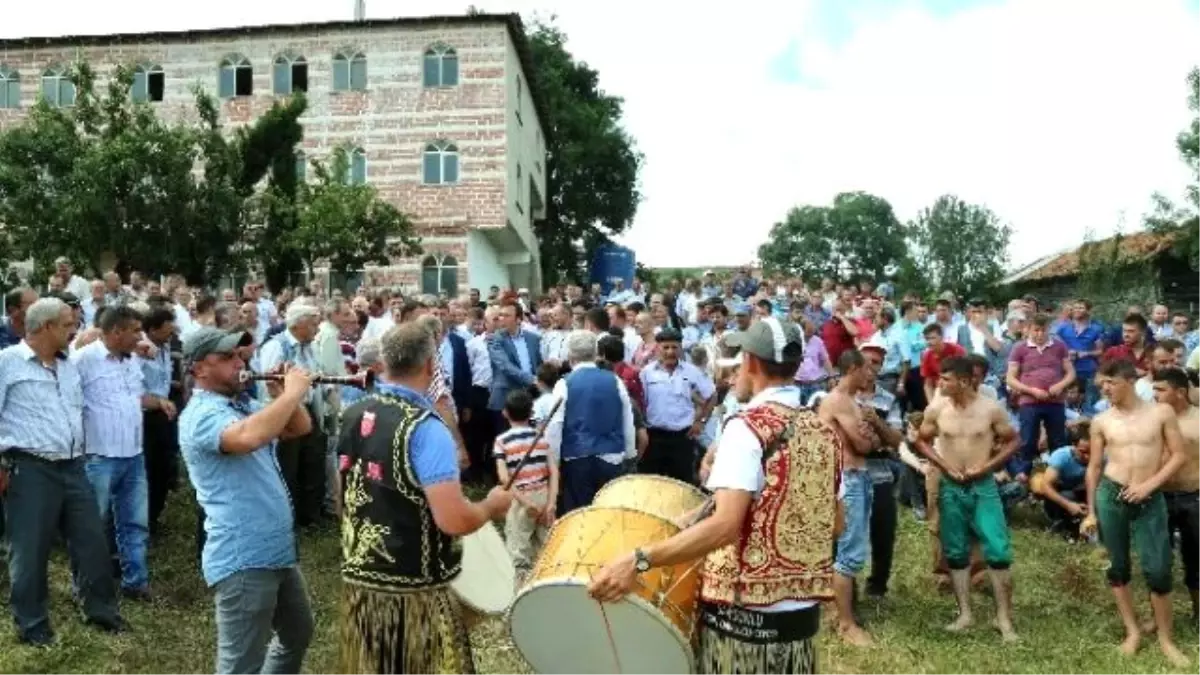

{"left": 362, "top": 315, "right": 394, "bottom": 341}
{"left": 545, "top": 361, "right": 636, "bottom": 464}
{"left": 466, "top": 333, "right": 493, "bottom": 388}
{"left": 65, "top": 275, "right": 91, "bottom": 301}
{"left": 705, "top": 384, "right": 816, "bottom": 613}
{"left": 967, "top": 325, "right": 987, "bottom": 356}
{"left": 541, "top": 328, "right": 569, "bottom": 363}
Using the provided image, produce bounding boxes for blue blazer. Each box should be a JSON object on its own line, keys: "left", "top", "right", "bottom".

{"left": 487, "top": 330, "right": 542, "bottom": 410}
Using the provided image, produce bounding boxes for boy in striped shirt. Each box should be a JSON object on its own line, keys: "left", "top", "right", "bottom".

{"left": 494, "top": 389, "right": 559, "bottom": 586}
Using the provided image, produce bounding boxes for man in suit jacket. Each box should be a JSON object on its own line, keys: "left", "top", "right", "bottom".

{"left": 488, "top": 301, "right": 542, "bottom": 433}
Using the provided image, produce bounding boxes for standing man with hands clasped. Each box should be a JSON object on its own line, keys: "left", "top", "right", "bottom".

{"left": 1082, "top": 360, "right": 1189, "bottom": 667}
{"left": 177, "top": 326, "right": 317, "bottom": 674}
{"left": 915, "top": 356, "right": 1021, "bottom": 642}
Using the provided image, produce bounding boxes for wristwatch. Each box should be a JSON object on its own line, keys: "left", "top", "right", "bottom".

{"left": 633, "top": 548, "right": 652, "bottom": 573}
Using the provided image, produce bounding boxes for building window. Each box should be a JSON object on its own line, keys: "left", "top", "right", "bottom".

{"left": 332, "top": 51, "right": 367, "bottom": 91}
{"left": 422, "top": 141, "right": 459, "bottom": 185}
{"left": 0, "top": 67, "right": 19, "bottom": 109}
{"left": 273, "top": 54, "right": 308, "bottom": 95}
{"left": 40, "top": 66, "right": 75, "bottom": 108}
{"left": 295, "top": 151, "right": 307, "bottom": 182}
{"left": 422, "top": 43, "right": 459, "bottom": 87}
{"left": 421, "top": 255, "right": 459, "bottom": 296}
{"left": 347, "top": 148, "right": 367, "bottom": 185}
{"left": 218, "top": 55, "right": 253, "bottom": 98}
{"left": 515, "top": 74, "right": 523, "bottom": 125}
{"left": 131, "top": 64, "right": 165, "bottom": 103}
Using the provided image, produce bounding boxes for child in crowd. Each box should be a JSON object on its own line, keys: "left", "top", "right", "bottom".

{"left": 494, "top": 390, "right": 559, "bottom": 588}
{"left": 532, "top": 362, "right": 561, "bottom": 426}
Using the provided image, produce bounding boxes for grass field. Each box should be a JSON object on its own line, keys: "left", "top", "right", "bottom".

{"left": 0, "top": 489, "right": 1195, "bottom": 674}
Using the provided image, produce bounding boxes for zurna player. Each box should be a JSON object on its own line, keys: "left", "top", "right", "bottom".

{"left": 589, "top": 318, "right": 842, "bottom": 674}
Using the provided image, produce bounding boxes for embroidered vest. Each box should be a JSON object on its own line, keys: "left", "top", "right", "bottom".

{"left": 700, "top": 402, "right": 842, "bottom": 608}
{"left": 338, "top": 393, "right": 462, "bottom": 592}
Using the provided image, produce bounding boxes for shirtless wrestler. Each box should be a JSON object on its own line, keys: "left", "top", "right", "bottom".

{"left": 914, "top": 356, "right": 1020, "bottom": 642}
{"left": 1083, "top": 359, "right": 1189, "bottom": 666}
{"left": 818, "top": 349, "right": 899, "bottom": 647}
{"left": 1153, "top": 367, "right": 1199, "bottom": 621}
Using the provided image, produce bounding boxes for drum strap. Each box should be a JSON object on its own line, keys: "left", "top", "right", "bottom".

{"left": 698, "top": 602, "right": 820, "bottom": 644}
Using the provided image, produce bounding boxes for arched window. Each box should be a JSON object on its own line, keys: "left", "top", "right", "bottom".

{"left": 347, "top": 148, "right": 367, "bottom": 185}
{"left": 40, "top": 66, "right": 75, "bottom": 108}
{"left": 422, "top": 43, "right": 459, "bottom": 88}
{"left": 421, "top": 255, "right": 459, "bottom": 296}
{"left": 131, "top": 64, "right": 165, "bottom": 102}
{"left": 422, "top": 141, "right": 459, "bottom": 185}
{"left": 218, "top": 54, "right": 253, "bottom": 98}
{"left": 0, "top": 66, "right": 19, "bottom": 109}
{"left": 332, "top": 51, "right": 367, "bottom": 91}
{"left": 295, "top": 151, "right": 307, "bottom": 182}
{"left": 273, "top": 54, "right": 308, "bottom": 95}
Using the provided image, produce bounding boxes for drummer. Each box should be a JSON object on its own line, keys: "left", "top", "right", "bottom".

{"left": 337, "top": 321, "right": 513, "bottom": 674}
{"left": 590, "top": 318, "right": 842, "bottom": 674}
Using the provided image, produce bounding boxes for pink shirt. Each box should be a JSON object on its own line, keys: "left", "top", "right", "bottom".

{"left": 1008, "top": 339, "right": 1069, "bottom": 407}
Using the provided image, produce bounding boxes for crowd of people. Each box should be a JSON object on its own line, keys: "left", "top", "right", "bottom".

{"left": 0, "top": 257, "right": 1196, "bottom": 673}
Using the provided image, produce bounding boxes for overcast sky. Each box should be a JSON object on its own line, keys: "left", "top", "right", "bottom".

{"left": 4, "top": 0, "right": 1197, "bottom": 269}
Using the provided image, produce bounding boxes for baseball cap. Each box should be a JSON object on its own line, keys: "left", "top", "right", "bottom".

{"left": 723, "top": 317, "right": 803, "bottom": 364}
{"left": 733, "top": 302, "right": 751, "bottom": 315}
{"left": 1005, "top": 310, "right": 1027, "bottom": 323}
{"left": 182, "top": 326, "right": 253, "bottom": 362}
{"left": 860, "top": 333, "right": 888, "bottom": 355}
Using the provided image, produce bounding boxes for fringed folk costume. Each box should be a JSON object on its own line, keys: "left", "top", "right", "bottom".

{"left": 697, "top": 402, "right": 842, "bottom": 675}
{"left": 337, "top": 391, "right": 474, "bottom": 675}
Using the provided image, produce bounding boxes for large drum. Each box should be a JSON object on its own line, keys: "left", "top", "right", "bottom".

{"left": 592, "top": 473, "right": 707, "bottom": 523}
{"left": 451, "top": 521, "right": 515, "bottom": 625}
{"left": 508, "top": 506, "right": 700, "bottom": 674}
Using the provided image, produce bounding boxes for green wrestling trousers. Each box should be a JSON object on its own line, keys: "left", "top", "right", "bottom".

{"left": 938, "top": 475, "right": 1013, "bottom": 570}
{"left": 1095, "top": 477, "right": 1172, "bottom": 594}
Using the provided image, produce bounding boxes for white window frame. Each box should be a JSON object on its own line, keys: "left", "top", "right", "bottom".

{"left": 273, "top": 54, "right": 308, "bottom": 95}
{"left": 332, "top": 51, "right": 368, "bottom": 91}
{"left": 0, "top": 66, "right": 19, "bottom": 109}
{"left": 422, "top": 141, "right": 460, "bottom": 185}
{"left": 422, "top": 43, "right": 459, "bottom": 88}
{"left": 218, "top": 55, "right": 253, "bottom": 99}
{"left": 421, "top": 254, "right": 460, "bottom": 296}
{"left": 40, "top": 66, "right": 75, "bottom": 108}
{"left": 131, "top": 64, "right": 164, "bottom": 103}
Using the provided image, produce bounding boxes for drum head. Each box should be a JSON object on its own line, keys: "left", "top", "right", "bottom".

{"left": 451, "top": 522, "right": 515, "bottom": 614}
{"left": 509, "top": 579, "right": 693, "bottom": 674}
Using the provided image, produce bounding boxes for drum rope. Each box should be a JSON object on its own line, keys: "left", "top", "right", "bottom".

{"left": 596, "top": 598, "right": 625, "bottom": 673}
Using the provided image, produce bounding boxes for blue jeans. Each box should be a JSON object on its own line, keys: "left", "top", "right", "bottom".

{"left": 1014, "top": 403, "right": 1067, "bottom": 477}
{"left": 835, "top": 469, "right": 873, "bottom": 577}
{"left": 84, "top": 455, "right": 150, "bottom": 591}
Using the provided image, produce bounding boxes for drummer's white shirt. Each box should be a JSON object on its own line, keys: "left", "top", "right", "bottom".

{"left": 705, "top": 384, "right": 817, "bottom": 613}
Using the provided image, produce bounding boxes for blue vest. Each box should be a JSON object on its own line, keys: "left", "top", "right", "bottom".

{"left": 561, "top": 367, "right": 624, "bottom": 461}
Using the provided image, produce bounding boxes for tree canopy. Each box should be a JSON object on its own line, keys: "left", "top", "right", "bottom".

{"left": 757, "top": 191, "right": 909, "bottom": 282}
{"left": 0, "top": 62, "right": 417, "bottom": 289}
{"left": 909, "top": 194, "right": 1012, "bottom": 299}
{"left": 527, "top": 19, "right": 644, "bottom": 286}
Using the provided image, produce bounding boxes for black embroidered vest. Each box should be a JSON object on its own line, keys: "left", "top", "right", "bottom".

{"left": 338, "top": 393, "right": 462, "bottom": 591}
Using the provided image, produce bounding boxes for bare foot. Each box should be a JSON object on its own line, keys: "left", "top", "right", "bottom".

{"left": 839, "top": 623, "right": 874, "bottom": 647}
{"left": 945, "top": 613, "right": 973, "bottom": 632}
{"left": 1118, "top": 632, "right": 1141, "bottom": 656}
{"left": 992, "top": 618, "right": 1020, "bottom": 643}
{"left": 1159, "top": 639, "right": 1189, "bottom": 668}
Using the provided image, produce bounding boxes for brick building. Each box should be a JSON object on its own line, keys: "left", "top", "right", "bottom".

{"left": 0, "top": 12, "right": 548, "bottom": 295}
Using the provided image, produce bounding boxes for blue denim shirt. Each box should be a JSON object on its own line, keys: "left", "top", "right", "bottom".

{"left": 179, "top": 388, "right": 296, "bottom": 586}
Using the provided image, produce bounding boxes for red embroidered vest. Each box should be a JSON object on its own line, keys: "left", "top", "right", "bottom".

{"left": 700, "top": 401, "right": 843, "bottom": 608}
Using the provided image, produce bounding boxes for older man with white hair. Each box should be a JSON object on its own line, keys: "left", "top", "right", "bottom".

{"left": 259, "top": 302, "right": 328, "bottom": 528}
{"left": 545, "top": 330, "right": 636, "bottom": 514}
{"left": 0, "top": 297, "right": 126, "bottom": 645}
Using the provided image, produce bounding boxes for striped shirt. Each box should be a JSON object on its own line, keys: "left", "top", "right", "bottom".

{"left": 493, "top": 426, "right": 552, "bottom": 491}
{"left": 0, "top": 341, "right": 85, "bottom": 461}
{"left": 72, "top": 340, "right": 146, "bottom": 458}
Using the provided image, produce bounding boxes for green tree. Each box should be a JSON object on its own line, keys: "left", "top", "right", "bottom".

{"left": 269, "top": 146, "right": 422, "bottom": 278}
{"left": 910, "top": 194, "right": 1011, "bottom": 298}
{"left": 757, "top": 192, "right": 909, "bottom": 281}
{"left": 1145, "top": 66, "right": 1199, "bottom": 271}
{"left": 528, "top": 20, "right": 644, "bottom": 286}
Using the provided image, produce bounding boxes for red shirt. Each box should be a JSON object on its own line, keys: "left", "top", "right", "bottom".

{"left": 613, "top": 361, "right": 645, "bottom": 412}
{"left": 822, "top": 317, "right": 856, "bottom": 366}
{"left": 920, "top": 342, "right": 967, "bottom": 381}
{"left": 1102, "top": 343, "right": 1150, "bottom": 375}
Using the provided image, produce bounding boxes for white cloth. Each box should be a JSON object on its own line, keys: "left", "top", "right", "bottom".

{"left": 362, "top": 315, "right": 393, "bottom": 341}
{"left": 705, "top": 384, "right": 816, "bottom": 613}
{"left": 466, "top": 333, "right": 493, "bottom": 388}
